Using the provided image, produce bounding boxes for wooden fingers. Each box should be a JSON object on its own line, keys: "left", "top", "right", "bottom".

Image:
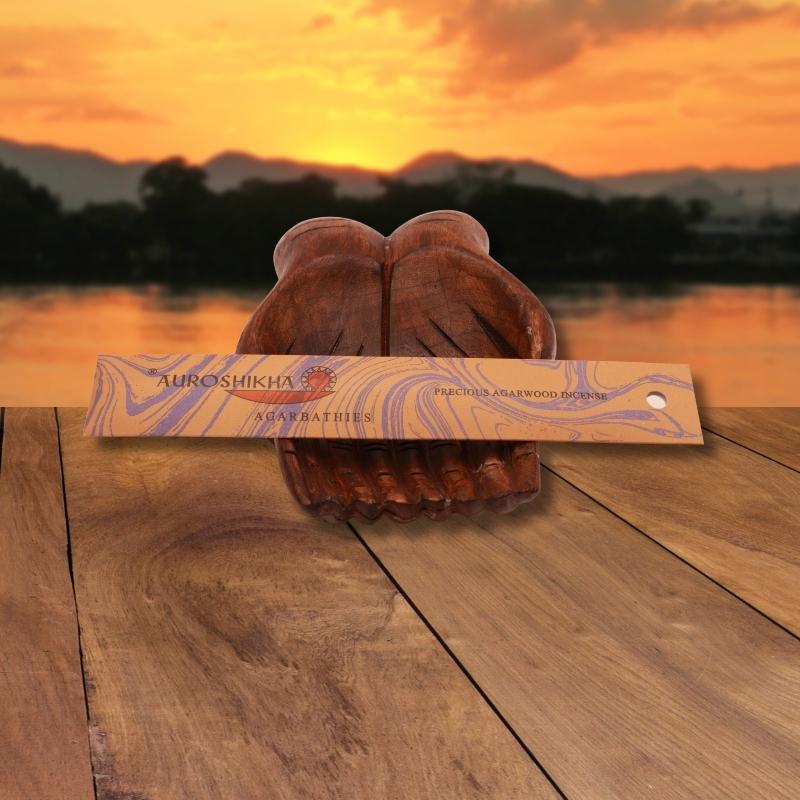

{"left": 278, "top": 437, "right": 540, "bottom": 522}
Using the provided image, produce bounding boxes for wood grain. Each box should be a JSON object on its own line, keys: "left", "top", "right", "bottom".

{"left": 0, "top": 408, "right": 94, "bottom": 800}
{"left": 237, "top": 211, "right": 557, "bottom": 521}
{"left": 57, "top": 408, "right": 557, "bottom": 800}
{"left": 541, "top": 431, "right": 800, "bottom": 634}
{"left": 701, "top": 407, "right": 800, "bottom": 471}
{"left": 354, "top": 469, "right": 800, "bottom": 800}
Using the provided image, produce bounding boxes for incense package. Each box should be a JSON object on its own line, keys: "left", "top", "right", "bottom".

{"left": 85, "top": 353, "right": 701, "bottom": 444}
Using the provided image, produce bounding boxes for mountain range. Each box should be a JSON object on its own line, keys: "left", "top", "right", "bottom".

{"left": 2, "top": 136, "right": 798, "bottom": 214}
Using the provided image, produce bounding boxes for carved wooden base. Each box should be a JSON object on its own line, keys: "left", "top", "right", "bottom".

{"left": 237, "top": 210, "right": 556, "bottom": 522}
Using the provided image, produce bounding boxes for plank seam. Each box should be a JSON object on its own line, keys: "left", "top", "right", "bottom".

{"left": 0, "top": 407, "right": 4, "bottom": 479}
{"left": 541, "top": 463, "right": 800, "bottom": 645}
{"left": 701, "top": 425, "right": 800, "bottom": 476}
{"left": 347, "top": 520, "right": 570, "bottom": 800}
{"left": 55, "top": 407, "right": 100, "bottom": 800}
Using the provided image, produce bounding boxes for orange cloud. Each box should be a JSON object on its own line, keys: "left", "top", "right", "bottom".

{"left": 741, "top": 109, "right": 800, "bottom": 125}
{"left": 0, "top": 93, "right": 164, "bottom": 125}
{"left": 0, "top": 25, "right": 140, "bottom": 80}
{"left": 305, "top": 12, "right": 335, "bottom": 31}
{"left": 42, "top": 103, "right": 165, "bottom": 124}
{"left": 0, "top": 25, "right": 159, "bottom": 125}
{"left": 361, "top": 0, "right": 800, "bottom": 93}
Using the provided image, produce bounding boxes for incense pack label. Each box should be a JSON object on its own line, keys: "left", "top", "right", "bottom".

{"left": 84, "top": 354, "right": 702, "bottom": 444}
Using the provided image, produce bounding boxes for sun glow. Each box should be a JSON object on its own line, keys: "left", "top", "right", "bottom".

{"left": 302, "top": 143, "right": 390, "bottom": 170}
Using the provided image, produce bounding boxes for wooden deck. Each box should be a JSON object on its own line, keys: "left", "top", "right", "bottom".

{"left": 1, "top": 407, "right": 798, "bottom": 799}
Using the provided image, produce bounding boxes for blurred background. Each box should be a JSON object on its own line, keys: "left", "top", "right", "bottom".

{"left": 1, "top": 0, "right": 799, "bottom": 405}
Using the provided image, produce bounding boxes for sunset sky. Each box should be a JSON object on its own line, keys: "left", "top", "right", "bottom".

{"left": 2, "top": 0, "right": 799, "bottom": 173}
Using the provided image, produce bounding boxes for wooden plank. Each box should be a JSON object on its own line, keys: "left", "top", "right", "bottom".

{"left": 701, "top": 407, "right": 800, "bottom": 471}
{"left": 0, "top": 408, "right": 94, "bottom": 800}
{"left": 354, "top": 471, "right": 800, "bottom": 800}
{"left": 56, "top": 408, "right": 557, "bottom": 800}
{"left": 541, "top": 430, "right": 800, "bottom": 634}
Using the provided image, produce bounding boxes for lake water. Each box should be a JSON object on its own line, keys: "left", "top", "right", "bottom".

{"left": 1, "top": 283, "right": 798, "bottom": 406}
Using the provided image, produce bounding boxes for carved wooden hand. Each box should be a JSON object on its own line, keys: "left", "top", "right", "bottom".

{"left": 237, "top": 210, "right": 556, "bottom": 521}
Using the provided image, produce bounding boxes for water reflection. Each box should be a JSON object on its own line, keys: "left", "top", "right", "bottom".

{"left": 0, "top": 283, "right": 797, "bottom": 406}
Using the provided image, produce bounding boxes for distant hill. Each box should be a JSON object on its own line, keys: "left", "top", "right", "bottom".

{"left": 1, "top": 136, "right": 798, "bottom": 214}
{"left": 204, "top": 151, "right": 383, "bottom": 197}
{"left": 659, "top": 177, "right": 750, "bottom": 218}
{"left": 393, "top": 150, "right": 600, "bottom": 197}
{"left": 594, "top": 165, "right": 800, "bottom": 212}
{"left": 0, "top": 138, "right": 151, "bottom": 209}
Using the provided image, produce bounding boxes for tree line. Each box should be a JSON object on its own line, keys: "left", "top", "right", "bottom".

{"left": 1, "top": 157, "right": 798, "bottom": 285}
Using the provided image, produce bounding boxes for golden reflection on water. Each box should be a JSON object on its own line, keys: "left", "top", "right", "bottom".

{"left": 1, "top": 284, "right": 798, "bottom": 406}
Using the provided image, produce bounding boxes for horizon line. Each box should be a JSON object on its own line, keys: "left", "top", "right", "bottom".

{"left": 2, "top": 133, "right": 800, "bottom": 178}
